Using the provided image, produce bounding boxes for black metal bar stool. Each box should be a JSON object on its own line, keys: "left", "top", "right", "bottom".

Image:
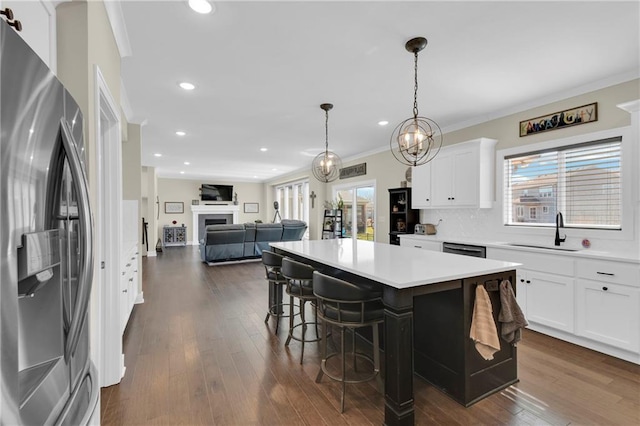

{"left": 313, "top": 271, "right": 384, "bottom": 413}
{"left": 281, "top": 257, "right": 321, "bottom": 364}
{"left": 262, "top": 250, "right": 295, "bottom": 335}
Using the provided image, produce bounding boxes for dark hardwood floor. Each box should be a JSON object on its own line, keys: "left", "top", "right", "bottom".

{"left": 101, "top": 246, "right": 640, "bottom": 425}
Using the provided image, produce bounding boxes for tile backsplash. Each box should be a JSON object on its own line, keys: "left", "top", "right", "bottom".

{"left": 419, "top": 207, "right": 639, "bottom": 256}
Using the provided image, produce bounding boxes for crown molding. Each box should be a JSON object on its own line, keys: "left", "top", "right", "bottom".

{"left": 439, "top": 70, "right": 640, "bottom": 135}
{"left": 104, "top": 0, "right": 132, "bottom": 58}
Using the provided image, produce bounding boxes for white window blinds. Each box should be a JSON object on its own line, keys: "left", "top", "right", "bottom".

{"left": 504, "top": 137, "right": 622, "bottom": 230}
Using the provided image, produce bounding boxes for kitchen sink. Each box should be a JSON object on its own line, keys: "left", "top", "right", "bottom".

{"left": 505, "top": 243, "right": 580, "bottom": 252}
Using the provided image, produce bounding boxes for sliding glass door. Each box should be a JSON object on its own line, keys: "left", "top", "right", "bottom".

{"left": 334, "top": 180, "right": 376, "bottom": 241}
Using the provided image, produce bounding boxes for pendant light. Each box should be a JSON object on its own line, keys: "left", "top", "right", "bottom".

{"left": 312, "top": 103, "right": 342, "bottom": 183}
{"left": 390, "top": 37, "right": 442, "bottom": 167}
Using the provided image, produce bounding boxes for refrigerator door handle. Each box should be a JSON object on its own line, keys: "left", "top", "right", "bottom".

{"left": 59, "top": 119, "right": 94, "bottom": 360}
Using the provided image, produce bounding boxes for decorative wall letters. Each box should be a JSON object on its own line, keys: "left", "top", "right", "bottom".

{"left": 519, "top": 103, "right": 597, "bottom": 137}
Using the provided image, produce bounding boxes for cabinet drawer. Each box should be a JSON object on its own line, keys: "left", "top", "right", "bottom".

{"left": 576, "top": 259, "right": 639, "bottom": 287}
{"left": 400, "top": 237, "right": 441, "bottom": 252}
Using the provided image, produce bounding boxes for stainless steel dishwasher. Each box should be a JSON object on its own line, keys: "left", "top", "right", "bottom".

{"left": 442, "top": 242, "right": 487, "bottom": 258}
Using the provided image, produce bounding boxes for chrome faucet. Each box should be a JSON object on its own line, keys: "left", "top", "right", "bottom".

{"left": 555, "top": 212, "right": 566, "bottom": 246}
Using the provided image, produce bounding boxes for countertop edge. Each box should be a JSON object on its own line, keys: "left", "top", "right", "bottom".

{"left": 399, "top": 234, "right": 640, "bottom": 263}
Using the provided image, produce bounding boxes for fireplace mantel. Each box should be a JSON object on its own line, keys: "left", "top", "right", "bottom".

{"left": 191, "top": 204, "right": 240, "bottom": 244}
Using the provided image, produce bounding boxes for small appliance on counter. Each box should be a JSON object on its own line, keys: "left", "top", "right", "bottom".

{"left": 415, "top": 222, "right": 439, "bottom": 235}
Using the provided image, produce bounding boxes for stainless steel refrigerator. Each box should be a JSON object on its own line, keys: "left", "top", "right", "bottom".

{"left": 1, "top": 19, "right": 99, "bottom": 425}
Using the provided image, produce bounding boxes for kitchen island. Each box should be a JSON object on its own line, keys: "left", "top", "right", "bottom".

{"left": 271, "top": 239, "right": 520, "bottom": 426}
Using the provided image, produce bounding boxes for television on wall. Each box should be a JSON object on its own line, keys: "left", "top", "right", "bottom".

{"left": 200, "top": 184, "right": 233, "bottom": 202}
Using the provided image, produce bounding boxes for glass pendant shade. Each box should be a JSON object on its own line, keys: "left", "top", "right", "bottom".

{"left": 312, "top": 103, "right": 342, "bottom": 183}
{"left": 312, "top": 150, "right": 341, "bottom": 182}
{"left": 392, "top": 115, "right": 442, "bottom": 166}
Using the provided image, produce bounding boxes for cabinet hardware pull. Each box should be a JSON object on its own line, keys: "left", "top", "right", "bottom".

{"left": 123, "top": 289, "right": 127, "bottom": 293}
{"left": 526, "top": 280, "right": 531, "bottom": 284}
{"left": 126, "top": 263, "right": 131, "bottom": 267}
{"left": 426, "top": 198, "right": 429, "bottom": 201}
{"left": 602, "top": 286, "right": 608, "bottom": 291}
{"left": 520, "top": 279, "right": 524, "bottom": 282}
{"left": 596, "top": 271, "right": 615, "bottom": 276}
{"left": 129, "top": 278, "right": 133, "bottom": 282}
{"left": 414, "top": 245, "right": 422, "bottom": 249}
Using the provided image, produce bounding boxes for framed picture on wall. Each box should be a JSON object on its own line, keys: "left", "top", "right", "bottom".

{"left": 244, "top": 202, "right": 259, "bottom": 213}
{"left": 165, "top": 202, "right": 184, "bottom": 214}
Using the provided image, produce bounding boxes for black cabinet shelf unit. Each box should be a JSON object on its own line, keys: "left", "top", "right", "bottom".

{"left": 388, "top": 187, "right": 418, "bottom": 245}
{"left": 322, "top": 209, "right": 344, "bottom": 239}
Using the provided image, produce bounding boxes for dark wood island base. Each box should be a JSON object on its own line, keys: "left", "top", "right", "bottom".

{"left": 413, "top": 270, "right": 519, "bottom": 407}
{"left": 271, "top": 240, "right": 520, "bottom": 426}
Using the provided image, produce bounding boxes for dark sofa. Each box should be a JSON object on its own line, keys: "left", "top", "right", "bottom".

{"left": 199, "top": 220, "right": 307, "bottom": 263}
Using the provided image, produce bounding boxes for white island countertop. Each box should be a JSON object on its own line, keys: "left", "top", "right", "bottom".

{"left": 271, "top": 239, "right": 519, "bottom": 289}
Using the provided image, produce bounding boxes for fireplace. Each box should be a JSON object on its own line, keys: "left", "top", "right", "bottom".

{"left": 205, "top": 218, "right": 227, "bottom": 226}
{"left": 191, "top": 204, "right": 240, "bottom": 244}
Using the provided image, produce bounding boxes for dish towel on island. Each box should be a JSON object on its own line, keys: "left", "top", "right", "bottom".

{"left": 470, "top": 284, "right": 500, "bottom": 360}
{"left": 498, "top": 280, "right": 528, "bottom": 344}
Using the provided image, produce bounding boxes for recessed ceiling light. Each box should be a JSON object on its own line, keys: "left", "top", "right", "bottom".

{"left": 179, "top": 82, "right": 195, "bottom": 90}
{"left": 253, "top": 176, "right": 258, "bottom": 179}
{"left": 188, "top": 0, "right": 213, "bottom": 14}
{"left": 184, "top": 161, "right": 190, "bottom": 165}
{"left": 272, "top": 168, "right": 277, "bottom": 171}
{"left": 378, "top": 120, "right": 389, "bottom": 126}
{"left": 260, "top": 147, "right": 268, "bottom": 152}
{"left": 180, "top": 171, "right": 185, "bottom": 174}
{"left": 154, "top": 153, "right": 162, "bottom": 157}
{"left": 176, "top": 131, "right": 186, "bottom": 136}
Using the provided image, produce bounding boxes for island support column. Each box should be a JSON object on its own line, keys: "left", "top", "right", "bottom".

{"left": 383, "top": 287, "right": 415, "bottom": 426}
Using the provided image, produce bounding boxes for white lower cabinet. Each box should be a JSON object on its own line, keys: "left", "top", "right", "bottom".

{"left": 520, "top": 269, "right": 574, "bottom": 333}
{"left": 576, "top": 280, "right": 639, "bottom": 352}
{"left": 487, "top": 246, "right": 639, "bottom": 363}
{"left": 575, "top": 258, "right": 640, "bottom": 353}
{"left": 120, "top": 245, "right": 139, "bottom": 333}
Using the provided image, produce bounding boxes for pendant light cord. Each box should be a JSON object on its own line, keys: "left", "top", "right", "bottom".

{"left": 325, "top": 108, "right": 330, "bottom": 155}
{"left": 413, "top": 51, "right": 419, "bottom": 119}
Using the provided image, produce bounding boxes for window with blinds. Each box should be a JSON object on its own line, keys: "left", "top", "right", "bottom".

{"left": 504, "top": 136, "right": 622, "bottom": 230}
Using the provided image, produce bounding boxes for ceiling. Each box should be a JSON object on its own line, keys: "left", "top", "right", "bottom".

{"left": 119, "top": 1, "right": 639, "bottom": 183}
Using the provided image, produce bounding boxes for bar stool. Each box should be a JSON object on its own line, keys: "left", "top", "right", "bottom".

{"left": 281, "top": 257, "right": 321, "bottom": 364}
{"left": 262, "top": 250, "right": 293, "bottom": 335}
{"left": 313, "top": 271, "right": 384, "bottom": 413}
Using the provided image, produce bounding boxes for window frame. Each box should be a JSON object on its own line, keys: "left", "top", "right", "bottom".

{"left": 496, "top": 126, "right": 633, "bottom": 242}
{"left": 274, "top": 178, "right": 310, "bottom": 239}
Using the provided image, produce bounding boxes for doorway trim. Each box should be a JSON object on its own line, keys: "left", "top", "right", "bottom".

{"left": 94, "top": 65, "right": 123, "bottom": 387}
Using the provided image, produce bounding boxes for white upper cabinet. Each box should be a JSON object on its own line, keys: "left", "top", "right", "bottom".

{"left": 412, "top": 138, "right": 497, "bottom": 209}
{"left": 411, "top": 162, "right": 431, "bottom": 208}
{"left": 1, "top": 1, "right": 57, "bottom": 71}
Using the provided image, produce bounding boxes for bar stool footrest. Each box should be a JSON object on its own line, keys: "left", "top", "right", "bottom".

{"left": 319, "top": 351, "right": 379, "bottom": 384}
{"left": 287, "top": 321, "right": 322, "bottom": 343}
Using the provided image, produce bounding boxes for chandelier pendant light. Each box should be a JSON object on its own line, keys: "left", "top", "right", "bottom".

{"left": 312, "top": 103, "right": 342, "bottom": 183}
{"left": 390, "top": 37, "right": 443, "bottom": 167}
